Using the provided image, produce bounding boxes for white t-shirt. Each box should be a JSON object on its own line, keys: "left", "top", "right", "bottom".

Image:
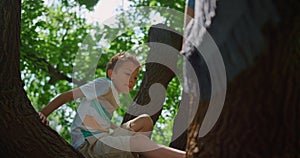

{"left": 71, "top": 78, "right": 120, "bottom": 149}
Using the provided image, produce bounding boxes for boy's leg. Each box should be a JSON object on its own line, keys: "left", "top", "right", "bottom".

{"left": 122, "top": 114, "right": 153, "bottom": 135}
{"left": 78, "top": 136, "right": 135, "bottom": 158}
{"left": 141, "top": 146, "right": 185, "bottom": 158}
{"left": 130, "top": 134, "right": 185, "bottom": 158}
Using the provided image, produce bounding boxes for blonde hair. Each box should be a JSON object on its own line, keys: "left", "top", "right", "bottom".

{"left": 106, "top": 51, "right": 141, "bottom": 78}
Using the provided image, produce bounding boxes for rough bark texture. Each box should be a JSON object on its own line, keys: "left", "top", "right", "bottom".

{"left": 0, "top": 0, "right": 83, "bottom": 157}
{"left": 186, "top": 0, "right": 300, "bottom": 157}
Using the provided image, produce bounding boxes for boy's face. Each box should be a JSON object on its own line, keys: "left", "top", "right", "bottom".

{"left": 110, "top": 61, "right": 140, "bottom": 94}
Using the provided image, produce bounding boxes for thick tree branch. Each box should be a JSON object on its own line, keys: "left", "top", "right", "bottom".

{"left": 122, "top": 23, "right": 183, "bottom": 138}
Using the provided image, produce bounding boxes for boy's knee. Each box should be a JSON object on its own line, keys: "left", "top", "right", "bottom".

{"left": 138, "top": 114, "right": 153, "bottom": 130}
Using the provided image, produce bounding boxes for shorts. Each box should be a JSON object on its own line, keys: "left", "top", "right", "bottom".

{"left": 78, "top": 127, "right": 136, "bottom": 158}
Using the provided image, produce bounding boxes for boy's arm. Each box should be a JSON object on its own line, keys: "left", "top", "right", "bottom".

{"left": 40, "top": 88, "right": 84, "bottom": 117}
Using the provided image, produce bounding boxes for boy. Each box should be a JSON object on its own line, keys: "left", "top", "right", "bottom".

{"left": 39, "top": 52, "right": 185, "bottom": 158}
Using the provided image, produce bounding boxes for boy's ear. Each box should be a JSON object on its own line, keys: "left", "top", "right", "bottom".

{"left": 107, "top": 69, "right": 113, "bottom": 79}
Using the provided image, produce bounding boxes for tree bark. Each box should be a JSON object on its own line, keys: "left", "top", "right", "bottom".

{"left": 0, "top": 0, "right": 82, "bottom": 157}
{"left": 186, "top": 0, "right": 300, "bottom": 157}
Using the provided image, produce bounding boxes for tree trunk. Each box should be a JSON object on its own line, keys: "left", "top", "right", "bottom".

{"left": 0, "top": 0, "right": 82, "bottom": 157}
{"left": 122, "top": 24, "right": 182, "bottom": 124}
{"left": 186, "top": 0, "right": 300, "bottom": 157}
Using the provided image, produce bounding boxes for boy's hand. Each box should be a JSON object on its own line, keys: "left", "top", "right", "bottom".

{"left": 38, "top": 112, "right": 49, "bottom": 126}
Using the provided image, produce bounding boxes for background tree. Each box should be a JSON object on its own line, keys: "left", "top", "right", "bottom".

{"left": 21, "top": 0, "right": 186, "bottom": 145}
